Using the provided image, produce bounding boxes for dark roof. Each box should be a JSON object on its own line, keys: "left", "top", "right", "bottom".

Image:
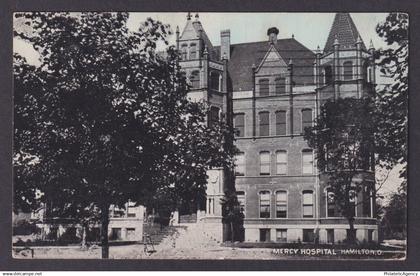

{"left": 324, "top": 13, "right": 366, "bottom": 53}
{"left": 214, "top": 38, "right": 315, "bottom": 91}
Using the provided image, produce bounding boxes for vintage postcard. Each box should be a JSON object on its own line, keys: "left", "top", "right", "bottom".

{"left": 12, "top": 12, "right": 407, "bottom": 260}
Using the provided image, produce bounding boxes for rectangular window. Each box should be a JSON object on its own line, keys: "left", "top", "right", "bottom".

{"left": 324, "top": 66, "right": 333, "bottom": 84}
{"left": 181, "top": 44, "right": 188, "bottom": 60}
{"left": 302, "top": 229, "right": 315, "bottom": 243}
{"left": 259, "top": 112, "right": 269, "bottom": 136}
{"left": 276, "top": 229, "right": 287, "bottom": 242}
{"left": 260, "top": 152, "right": 270, "bottom": 175}
{"left": 189, "top": 44, "right": 197, "bottom": 59}
{"left": 190, "top": 71, "right": 200, "bottom": 89}
{"left": 343, "top": 61, "right": 353, "bottom": 80}
{"left": 327, "top": 229, "right": 335, "bottom": 244}
{"left": 259, "top": 228, "right": 271, "bottom": 242}
{"left": 303, "top": 191, "right": 314, "bottom": 218}
{"left": 302, "top": 109, "right": 312, "bottom": 131}
{"left": 210, "top": 72, "right": 220, "bottom": 91}
{"left": 302, "top": 150, "right": 314, "bottom": 174}
{"left": 276, "top": 151, "right": 287, "bottom": 175}
{"left": 237, "top": 191, "right": 245, "bottom": 216}
{"left": 234, "top": 113, "right": 245, "bottom": 137}
{"left": 275, "top": 78, "right": 286, "bottom": 94}
{"left": 276, "top": 191, "right": 287, "bottom": 218}
{"left": 127, "top": 206, "right": 136, "bottom": 217}
{"left": 259, "top": 79, "right": 269, "bottom": 97}
{"left": 259, "top": 191, "right": 271, "bottom": 218}
{"left": 111, "top": 228, "right": 122, "bottom": 240}
{"left": 126, "top": 228, "right": 136, "bottom": 240}
{"left": 275, "top": 111, "right": 286, "bottom": 135}
{"left": 368, "top": 229, "right": 373, "bottom": 243}
{"left": 235, "top": 152, "right": 245, "bottom": 176}
{"left": 112, "top": 207, "right": 125, "bottom": 218}
{"left": 209, "top": 106, "right": 220, "bottom": 127}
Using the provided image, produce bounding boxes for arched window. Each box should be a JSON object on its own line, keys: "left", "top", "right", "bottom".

{"left": 302, "top": 109, "right": 313, "bottom": 131}
{"left": 235, "top": 152, "right": 245, "bottom": 176}
{"left": 259, "top": 78, "right": 269, "bottom": 96}
{"left": 234, "top": 113, "right": 245, "bottom": 137}
{"left": 189, "top": 43, "right": 197, "bottom": 59}
{"left": 367, "top": 66, "right": 373, "bottom": 83}
{"left": 302, "top": 190, "right": 314, "bottom": 218}
{"left": 349, "top": 189, "right": 357, "bottom": 217}
{"left": 326, "top": 188, "right": 337, "bottom": 217}
{"left": 259, "top": 151, "right": 270, "bottom": 175}
{"left": 275, "top": 77, "right": 286, "bottom": 94}
{"left": 275, "top": 111, "right": 286, "bottom": 135}
{"left": 259, "top": 111, "right": 269, "bottom": 136}
{"left": 362, "top": 184, "right": 373, "bottom": 218}
{"left": 276, "top": 150, "right": 287, "bottom": 175}
{"left": 181, "top": 44, "right": 188, "bottom": 60}
{"left": 276, "top": 191, "right": 287, "bottom": 218}
{"left": 302, "top": 149, "right": 313, "bottom": 174}
{"left": 210, "top": 72, "right": 220, "bottom": 91}
{"left": 259, "top": 191, "right": 271, "bottom": 218}
{"left": 324, "top": 65, "right": 333, "bottom": 84}
{"left": 343, "top": 61, "right": 353, "bottom": 80}
{"left": 190, "top": 70, "right": 200, "bottom": 89}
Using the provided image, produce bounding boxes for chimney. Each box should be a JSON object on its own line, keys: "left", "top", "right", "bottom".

{"left": 267, "top": 27, "right": 279, "bottom": 44}
{"left": 220, "top": 29, "right": 231, "bottom": 60}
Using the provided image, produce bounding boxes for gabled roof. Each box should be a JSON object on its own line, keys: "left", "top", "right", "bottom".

{"left": 214, "top": 38, "right": 315, "bottom": 91}
{"left": 324, "top": 13, "right": 366, "bottom": 53}
{"left": 179, "top": 18, "right": 218, "bottom": 60}
{"left": 254, "top": 44, "right": 286, "bottom": 73}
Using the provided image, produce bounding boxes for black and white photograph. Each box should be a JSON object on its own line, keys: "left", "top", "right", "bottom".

{"left": 11, "top": 11, "right": 408, "bottom": 261}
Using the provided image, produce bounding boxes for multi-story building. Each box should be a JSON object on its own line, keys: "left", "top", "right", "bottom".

{"left": 177, "top": 12, "right": 378, "bottom": 243}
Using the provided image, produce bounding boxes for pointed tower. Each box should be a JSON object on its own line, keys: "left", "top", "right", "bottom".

{"left": 324, "top": 13, "right": 366, "bottom": 53}
{"left": 316, "top": 13, "right": 375, "bottom": 100}
{"left": 314, "top": 13, "right": 378, "bottom": 244}
{"left": 176, "top": 14, "right": 232, "bottom": 242}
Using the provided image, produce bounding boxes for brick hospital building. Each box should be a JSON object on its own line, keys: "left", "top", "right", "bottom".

{"left": 177, "top": 12, "right": 378, "bottom": 243}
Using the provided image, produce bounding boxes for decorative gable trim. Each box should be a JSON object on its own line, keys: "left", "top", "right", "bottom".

{"left": 255, "top": 44, "right": 286, "bottom": 74}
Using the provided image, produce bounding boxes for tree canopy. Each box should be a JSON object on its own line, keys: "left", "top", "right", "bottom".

{"left": 304, "top": 98, "right": 375, "bottom": 243}
{"left": 14, "top": 12, "right": 235, "bottom": 258}
{"left": 375, "top": 12, "right": 408, "bottom": 190}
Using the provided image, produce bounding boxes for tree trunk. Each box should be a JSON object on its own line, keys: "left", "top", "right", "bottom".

{"left": 81, "top": 224, "right": 87, "bottom": 248}
{"left": 347, "top": 217, "right": 356, "bottom": 245}
{"left": 230, "top": 221, "right": 234, "bottom": 243}
{"left": 100, "top": 204, "right": 110, "bottom": 259}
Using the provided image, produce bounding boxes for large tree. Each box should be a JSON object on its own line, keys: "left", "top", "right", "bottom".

{"left": 304, "top": 98, "right": 376, "bottom": 244}
{"left": 14, "top": 12, "right": 235, "bottom": 258}
{"left": 375, "top": 12, "right": 408, "bottom": 190}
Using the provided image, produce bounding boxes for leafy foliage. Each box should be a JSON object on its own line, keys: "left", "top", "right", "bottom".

{"left": 381, "top": 191, "right": 407, "bottom": 239}
{"left": 375, "top": 13, "right": 408, "bottom": 190}
{"left": 304, "top": 98, "right": 375, "bottom": 242}
{"left": 14, "top": 12, "right": 235, "bottom": 257}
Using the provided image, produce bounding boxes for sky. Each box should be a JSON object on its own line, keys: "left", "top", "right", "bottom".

{"left": 127, "top": 13, "right": 389, "bottom": 52}
{"left": 14, "top": 12, "right": 390, "bottom": 67}
{"left": 13, "top": 12, "right": 403, "bottom": 200}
